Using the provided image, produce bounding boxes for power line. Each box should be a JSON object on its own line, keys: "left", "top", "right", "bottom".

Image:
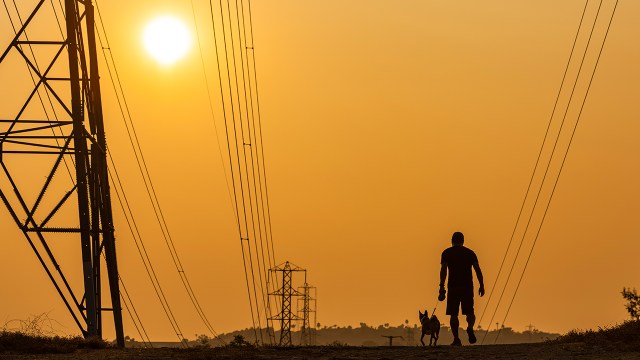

{"left": 231, "top": 0, "right": 272, "bottom": 334}
{"left": 112, "top": 262, "right": 153, "bottom": 347}
{"left": 94, "top": 0, "right": 224, "bottom": 343}
{"left": 245, "top": 0, "right": 278, "bottom": 281}
{"left": 480, "top": 1, "right": 597, "bottom": 341}
{"left": 211, "top": 0, "right": 266, "bottom": 343}
{"left": 236, "top": 0, "right": 276, "bottom": 324}
{"left": 489, "top": 0, "right": 606, "bottom": 341}
{"left": 205, "top": 0, "right": 279, "bottom": 343}
{"left": 195, "top": 0, "right": 271, "bottom": 341}
{"left": 481, "top": 0, "right": 602, "bottom": 344}
{"left": 478, "top": 0, "right": 618, "bottom": 343}
{"left": 241, "top": 0, "right": 280, "bottom": 337}
{"left": 207, "top": 0, "right": 260, "bottom": 342}
{"left": 88, "top": 7, "right": 187, "bottom": 345}
{"left": 107, "top": 161, "right": 188, "bottom": 346}
{"left": 190, "top": 0, "right": 238, "bottom": 222}
{"left": 224, "top": 0, "right": 267, "bottom": 340}
{"left": 494, "top": 0, "right": 618, "bottom": 343}
{"left": 476, "top": 0, "right": 591, "bottom": 331}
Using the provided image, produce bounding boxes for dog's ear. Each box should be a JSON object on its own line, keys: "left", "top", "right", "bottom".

{"left": 419, "top": 311, "right": 423, "bottom": 317}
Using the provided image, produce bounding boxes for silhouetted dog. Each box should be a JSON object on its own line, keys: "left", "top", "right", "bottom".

{"left": 419, "top": 309, "right": 440, "bottom": 346}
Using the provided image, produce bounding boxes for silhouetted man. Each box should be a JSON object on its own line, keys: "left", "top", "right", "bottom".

{"left": 438, "top": 231, "right": 484, "bottom": 346}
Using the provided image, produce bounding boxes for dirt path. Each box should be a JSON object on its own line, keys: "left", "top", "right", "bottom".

{"left": 1, "top": 342, "right": 638, "bottom": 359}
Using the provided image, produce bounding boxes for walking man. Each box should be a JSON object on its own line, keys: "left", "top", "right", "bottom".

{"left": 438, "top": 231, "right": 484, "bottom": 345}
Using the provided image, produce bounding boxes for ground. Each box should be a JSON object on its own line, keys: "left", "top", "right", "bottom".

{"left": 1, "top": 342, "right": 639, "bottom": 360}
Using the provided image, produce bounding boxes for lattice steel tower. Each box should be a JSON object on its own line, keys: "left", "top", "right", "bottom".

{"left": 269, "top": 262, "right": 305, "bottom": 346}
{"left": 0, "top": 0, "right": 124, "bottom": 346}
{"left": 297, "top": 282, "right": 316, "bottom": 346}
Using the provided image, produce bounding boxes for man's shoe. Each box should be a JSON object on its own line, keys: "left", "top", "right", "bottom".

{"left": 450, "top": 338, "right": 462, "bottom": 346}
{"left": 467, "top": 327, "right": 477, "bottom": 344}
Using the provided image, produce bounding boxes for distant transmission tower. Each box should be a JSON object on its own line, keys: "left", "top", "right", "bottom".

{"left": 269, "top": 262, "right": 305, "bottom": 346}
{"left": 0, "top": 0, "right": 124, "bottom": 346}
{"left": 297, "top": 283, "right": 317, "bottom": 346}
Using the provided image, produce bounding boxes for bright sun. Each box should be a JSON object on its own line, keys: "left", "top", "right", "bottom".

{"left": 143, "top": 16, "right": 191, "bottom": 65}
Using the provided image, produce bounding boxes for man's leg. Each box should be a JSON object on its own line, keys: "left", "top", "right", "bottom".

{"left": 461, "top": 288, "right": 477, "bottom": 344}
{"left": 466, "top": 314, "right": 476, "bottom": 328}
{"left": 450, "top": 315, "right": 462, "bottom": 345}
{"left": 447, "top": 288, "right": 462, "bottom": 345}
{"left": 466, "top": 313, "right": 477, "bottom": 343}
{"left": 462, "top": 291, "right": 477, "bottom": 344}
{"left": 450, "top": 315, "right": 460, "bottom": 339}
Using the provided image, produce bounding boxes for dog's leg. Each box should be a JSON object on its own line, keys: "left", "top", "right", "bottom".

{"left": 420, "top": 333, "right": 425, "bottom": 346}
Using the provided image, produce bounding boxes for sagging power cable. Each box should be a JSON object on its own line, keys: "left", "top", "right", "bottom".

{"left": 493, "top": 0, "right": 618, "bottom": 343}
{"left": 217, "top": 0, "right": 265, "bottom": 342}
{"left": 94, "top": 0, "right": 224, "bottom": 343}
{"left": 478, "top": 0, "right": 619, "bottom": 343}
{"left": 478, "top": 0, "right": 592, "bottom": 338}
{"left": 108, "top": 160, "right": 188, "bottom": 346}
{"left": 202, "top": 0, "right": 278, "bottom": 343}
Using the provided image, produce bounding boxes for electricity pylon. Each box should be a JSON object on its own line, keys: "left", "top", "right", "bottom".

{"left": 0, "top": 0, "right": 124, "bottom": 346}
{"left": 297, "top": 283, "right": 316, "bottom": 346}
{"left": 268, "top": 261, "right": 305, "bottom": 346}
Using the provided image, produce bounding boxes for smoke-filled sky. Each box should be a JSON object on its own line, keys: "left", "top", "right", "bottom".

{"left": 0, "top": 0, "right": 638, "bottom": 342}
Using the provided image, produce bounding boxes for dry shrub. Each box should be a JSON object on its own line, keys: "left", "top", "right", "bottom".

{"left": 0, "top": 331, "right": 108, "bottom": 353}
{"left": 553, "top": 321, "right": 640, "bottom": 351}
{"left": 0, "top": 313, "right": 109, "bottom": 354}
{"left": 2, "top": 312, "right": 60, "bottom": 337}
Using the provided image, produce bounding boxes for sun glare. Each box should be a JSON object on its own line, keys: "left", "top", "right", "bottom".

{"left": 143, "top": 16, "right": 191, "bottom": 66}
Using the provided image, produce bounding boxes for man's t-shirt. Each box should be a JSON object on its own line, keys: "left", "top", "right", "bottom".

{"left": 441, "top": 245, "right": 478, "bottom": 289}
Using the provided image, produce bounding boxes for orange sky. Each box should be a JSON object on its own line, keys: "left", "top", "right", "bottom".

{"left": 0, "top": 0, "right": 639, "bottom": 342}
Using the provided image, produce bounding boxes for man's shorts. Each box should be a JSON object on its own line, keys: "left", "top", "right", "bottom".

{"left": 446, "top": 287, "right": 474, "bottom": 316}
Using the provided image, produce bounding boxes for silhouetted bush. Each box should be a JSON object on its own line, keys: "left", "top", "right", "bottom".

{"left": 228, "top": 334, "right": 253, "bottom": 347}
{"left": 622, "top": 287, "right": 640, "bottom": 320}
{"left": 0, "top": 331, "right": 109, "bottom": 353}
{"left": 193, "top": 334, "right": 212, "bottom": 348}
{"left": 553, "top": 321, "right": 640, "bottom": 351}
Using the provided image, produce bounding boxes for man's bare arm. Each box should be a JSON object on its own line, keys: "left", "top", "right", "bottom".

{"left": 440, "top": 264, "right": 447, "bottom": 288}
{"left": 438, "top": 264, "right": 447, "bottom": 301}
{"left": 473, "top": 262, "right": 485, "bottom": 296}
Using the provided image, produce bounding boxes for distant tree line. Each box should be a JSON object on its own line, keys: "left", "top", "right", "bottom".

{"left": 129, "top": 288, "right": 640, "bottom": 348}
{"left": 207, "top": 321, "right": 560, "bottom": 347}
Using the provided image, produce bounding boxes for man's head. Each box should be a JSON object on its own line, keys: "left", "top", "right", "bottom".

{"left": 452, "top": 231, "right": 464, "bottom": 246}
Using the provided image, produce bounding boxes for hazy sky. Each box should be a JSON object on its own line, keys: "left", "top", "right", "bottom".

{"left": 0, "top": 0, "right": 639, "bottom": 342}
